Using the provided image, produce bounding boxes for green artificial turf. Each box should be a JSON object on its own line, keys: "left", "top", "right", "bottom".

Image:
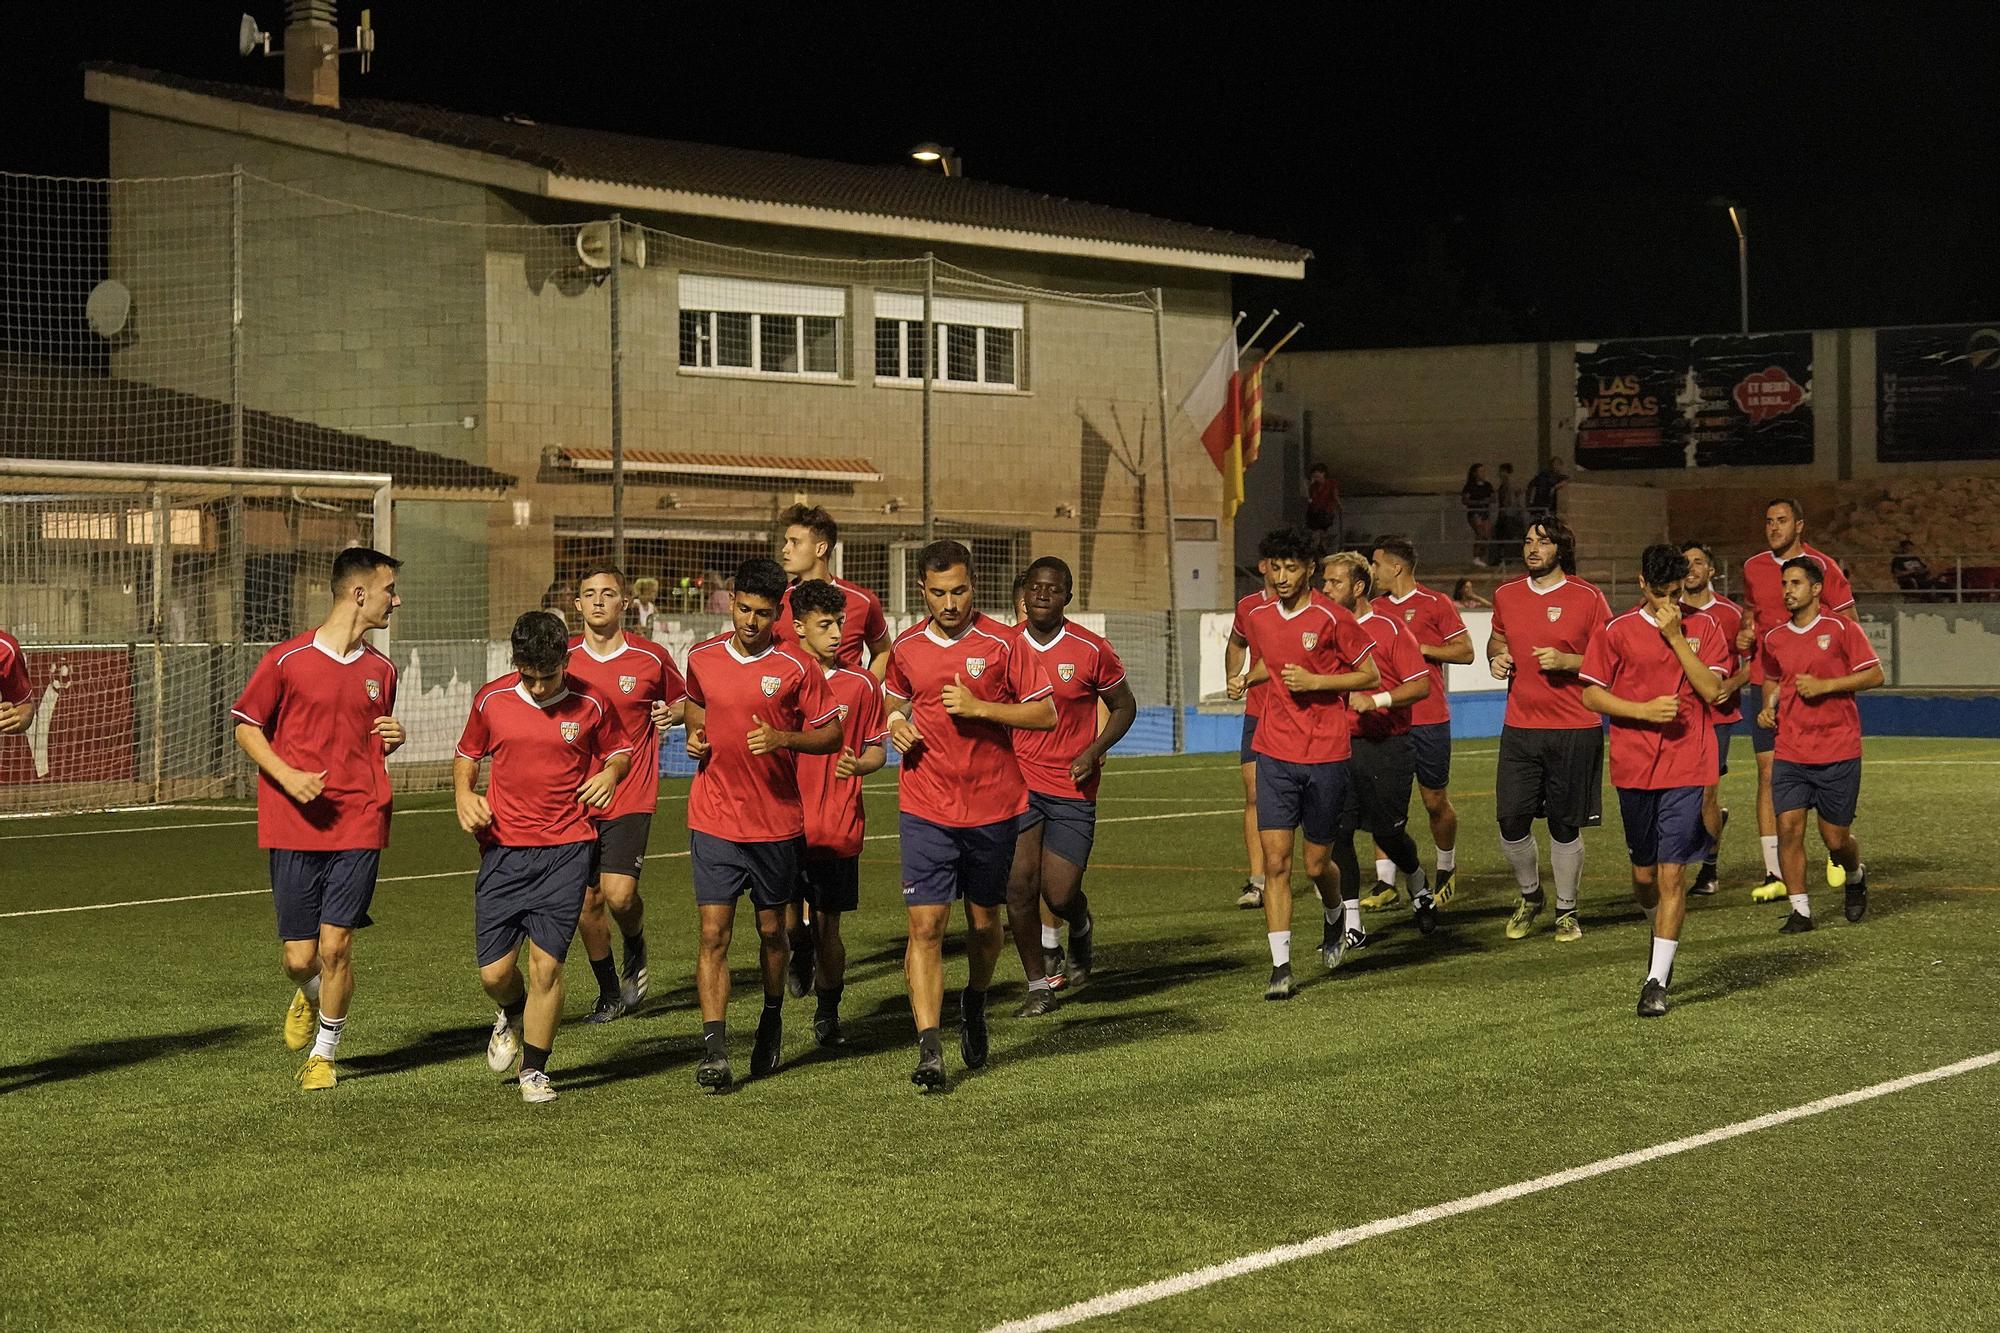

{"left": 2, "top": 737, "right": 1996, "bottom": 1331}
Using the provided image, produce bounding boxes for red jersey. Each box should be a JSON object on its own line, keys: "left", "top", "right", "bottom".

{"left": 231, "top": 632, "right": 398, "bottom": 852}
{"left": 683, "top": 636, "right": 840, "bottom": 843}
{"left": 564, "top": 633, "right": 683, "bottom": 821}
{"left": 1230, "top": 590, "right": 1275, "bottom": 718}
{"left": 1741, "top": 545, "right": 1854, "bottom": 685}
{"left": 1758, "top": 613, "right": 1878, "bottom": 765}
{"left": 1011, "top": 619, "right": 1127, "bottom": 800}
{"left": 1239, "top": 592, "right": 1377, "bottom": 765}
{"left": 1580, "top": 606, "right": 1732, "bottom": 789}
{"left": 1371, "top": 584, "right": 1468, "bottom": 726}
{"left": 0, "top": 630, "right": 29, "bottom": 708}
{"left": 775, "top": 577, "right": 890, "bottom": 672}
{"left": 1489, "top": 574, "right": 1613, "bottom": 730}
{"left": 1350, "top": 608, "right": 1428, "bottom": 741}
{"left": 883, "top": 614, "right": 1053, "bottom": 829}
{"left": 797, "top": 664, "right": 889, "bottom": 858}
{"left": 456, "top": 675, "right": 630, "bottom": 848}
{"left": 1680, "top": 591, "right": 1747, "bottom": 724}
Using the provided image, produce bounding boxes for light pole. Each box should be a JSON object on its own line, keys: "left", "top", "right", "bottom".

{"left": 1712, "top": 198, "right": 1749, "bottom": 333}
{"left": 910, "top": 142, "right": 961, "bottom": 177}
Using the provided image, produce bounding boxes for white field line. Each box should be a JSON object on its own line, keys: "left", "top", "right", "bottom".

{"left": 0, "top": 806, "right": 1242, "bottom": 919}
{"left": 988, "top": 1048, "right": 2000, "bottom": 1333}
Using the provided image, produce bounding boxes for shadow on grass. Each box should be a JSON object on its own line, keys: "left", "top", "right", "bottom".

{"left": 1000, "top": 1005, "right": 1208, "bottom": 1067}
{"left": 0, "top": 1024, "right": 250, "bottom": 1095}
{"left": 340, "top": 1025, "right": 488, "bottom": 1081}
{"left": 558, "top": 1034, "right": 705, "bottom": 1089}
{"left": 1675, "top": 939, "right": 1840, "bottom": 1006}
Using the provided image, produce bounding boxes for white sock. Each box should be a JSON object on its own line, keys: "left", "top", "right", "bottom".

{"left": 301, "top": 973, "right": 322, "bottom": 1004}
{"left": 1249, "top": 873, "right": 1266, "bottom": 889}
{"left": 1789, "top": 892, "right": 1811, "bottom": 917}
{"left": 1374, "top": 857, "right": 1397, "bottom": 887}
{"left": 310, "top": 1013, "right": 345, "bottom": 1060}
{"left": 1343, "top": 900, "right": 1362, "bottom": 932}
{"left": 1761, "top": 836, "right": 1780, "bottom": 877}
{"left": 1268, "top": 931, "right": 1291, "bottom": 968}
{"left": 1551, "top": 838, "right": 1585, "bottom": 912}
{"left": 1320, "top": 893, "right": 1341, "bottom": 925}
{"left": 1039, "top": 924, "right": 1060, "bottom": 949}
{"left": 1851, "top": 861, "right": 1865, "bottom": 883}
{"left": 1435, "top": 846, "right": 1456, "bottom": 873}
{"left": 1500, "top": 833, "right": 1542, "bottom": 891}
{"left": 1408, "top": 867, "right": 1430, "bottom": 900}
{"left": 1647, "top": 937, "right": 1678, "bottom": 987}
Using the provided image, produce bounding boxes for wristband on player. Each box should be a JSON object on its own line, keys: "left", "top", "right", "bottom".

{"left": 1372, "top": 691, "right": 1393, "bottom": 710}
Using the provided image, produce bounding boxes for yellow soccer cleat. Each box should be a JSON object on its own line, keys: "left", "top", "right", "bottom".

{"left": 1825, "top": 858, "right": 1847, "bottom": 889}
{"left": 284, "top": 988, "right": 318, "bottom": 1052}
{"left": 1359, "top": 883, "right": 1401, "bottom": 912}
{"left": 1553, "top": 910, "right": 1583, "bottom": 943}
{"left": 1505, "top": 896, "right": 1545, "bottom": 940}
{"left": 296, "top": 1054, "right": 336, "bottom": 1091}
{"left": 1750, "top": 874, "right": 1788, "bottom": 904}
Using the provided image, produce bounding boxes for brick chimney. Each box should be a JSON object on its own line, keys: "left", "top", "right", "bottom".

{"left": 283, "top": 1, "right": 340, "bottom": 108}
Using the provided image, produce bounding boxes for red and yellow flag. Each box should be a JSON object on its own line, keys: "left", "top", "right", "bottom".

{"left": 1239, "top": 360, "right": 1263, "bottom": 468}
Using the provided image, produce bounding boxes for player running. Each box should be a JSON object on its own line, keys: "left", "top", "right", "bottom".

{"left": 1364, "top": 535, "right": 1473, "bottom": 909}
{"left": 0, "top": 627, "right": 35, "bottom": 737}
{"left": 1678, "top": 542, "right": 1750, "bottom": 895}
{"left": 1579, "top": 544, "right": 1731, "bottom": 1018}
{"left": 565, "top": 565, "right": 684, "bottom": 1023}
{"left": 683, "top": 558, "right": 843, "bottom": 1090}
{"left": 1757, "top": 557, "right": 1882, "bottom": 933}
{"left": 883, "top": 540, "right": 1055, "bottom": 1091}
{"left": 455, "top": 611, "right": 632, "bottom": 1104}
{"left": 1225, "top": 560, "right": 1278, "bottom": 910}
{"left": 1006, "top": 557, "right": 1138, "bottom": 1016}
{"left": 1738, "top": 499, "right": 1854, "bottom": 902}
{"left": 774, "top": 504, "right": 892, "bottom": 678}
{"left": 1227, "top": 528, "right": 1380, "bottom": 999}
{"left": 1486, "top": 517, "right": 1612, "bottom": 942}
{"left": 785, "top": 578, "right": 889, "bottom": 1047}
{"left": 1320, "top": 550, "right": 1437, "bottom": 948}
{"left": 230, "top": 547, "right": 404, "bottom": 1092}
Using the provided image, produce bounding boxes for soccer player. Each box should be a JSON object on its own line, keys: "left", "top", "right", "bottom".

{"left": 883, "top": 540, "right": 1055, "bottom": 1090}
{"left": 1006, "top": 556, "right": 1138, "bottom": 1016}
{"left": 565, "top": 565, "right": 685, "bottom": 1023}
{"left": 682, "top": 558, "right": 843, "bottom": 1090}
{"left": 1579, "top": 544, "right": 1731, "bottom": 1018}
{"left": 774, "top": 503, "right": 892, "bottom": 678}
{"left": 230, "top": 547, "right": 404, "bottom": 1092}
{"left": 1757, "top": 557, "right": 1882, "bottom": 932}
{"left": 1227, "top": 528, "right": 1380, "bottom": 999}
{"left": 0, "top": 627, "right": 35, "bottom": 737}
{"left": 1320, "top": 550, "right": 1437, "bottom": 950}
{"left": 1679, "top": 541, "right": 1750, "bottom": 895}
{"left": 1738, "top": 499, "right": 1854, "bottom": 901}
{"left": 1225, "top": 558, "right": 1279, "bottom": 909}
{"left": 1365, "top": 535, "right": 1474, "bottom": 908}
{"left": 786, "top": 578, "right": 889, "bottom": 1047}
{"left": 456, "top": 611, "right": 632, "bottom": 1104}
{"left": 1486, "top": 516, "right": 1612, "bottom": 942}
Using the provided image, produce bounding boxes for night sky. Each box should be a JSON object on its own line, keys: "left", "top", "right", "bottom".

{"left": 7, "top": 3, "right": 1995, "bottom": 349}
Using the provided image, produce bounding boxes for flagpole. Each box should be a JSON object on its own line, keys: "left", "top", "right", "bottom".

{"left": 1238, "top": 310, "right": 1278, "bottom": 362}
{"left": 1254, "top": 321, "right": 1305, "bottom": 368}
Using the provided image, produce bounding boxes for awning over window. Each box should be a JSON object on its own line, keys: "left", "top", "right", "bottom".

{"left": 555, "top": 447, "right": 882, "bottom": 485}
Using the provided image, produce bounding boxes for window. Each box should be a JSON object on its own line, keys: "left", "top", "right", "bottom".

{"left": 677, "top": 275, "right": 846, "bottom": 379}
{"left": 872, "top": 292, "right": 1024, "bottom": 389}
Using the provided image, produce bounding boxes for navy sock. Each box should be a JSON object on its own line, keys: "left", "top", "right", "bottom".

{"left": 588, "top": 954, "right": 618, "bottom": 998}
{"left": 815, "top": 985, "right": 843, "bottom": 1019}
{"left": 701, "top": 1020, "right": 727, "bottom": 1057}
{"left": 521, "top": 1042, "right": 549, "bottom": 1075}
{"left": 502, "top": 996, "right": 526, "bottom": 1024}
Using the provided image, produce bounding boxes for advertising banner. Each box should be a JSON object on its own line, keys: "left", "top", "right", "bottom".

{"left": 0, "top": 648, "right": 135, "bottom": 785}
{"left": 1877, "top": 324, "right": 2000, "bottom": 462}
{"left": 1576, "top": 333, "right": 1813, "bottom": 469}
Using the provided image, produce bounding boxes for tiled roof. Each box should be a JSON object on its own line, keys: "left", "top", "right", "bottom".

{"left": 556, "top": 447, "right": 882, "bottom": 484}
{"left": 88, "top": 64, "right": 1309, "bottom": 268}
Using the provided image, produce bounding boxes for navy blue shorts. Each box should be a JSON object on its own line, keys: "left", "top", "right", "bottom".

{"left": 899, "top": 811, "right": 1014, "bottom": 908}
{"left": 1410, "top": 721, "right": 1452, "bottom": 791}
{"left": 269, "top": 849, "right": 380, "bottom": 941}
{"left": 1750, "top": 711, "right": 1777, "bottom": 755}
{"left": 796, "top": 854, "right": 860, "bottom": 914}
{"left": 1239, "top": 711, "right": 1259, "bottom": 766}
{"left": 473, "top": 840, "right": 593, "bottom": 967}
{"left": 1616, "top": 785, "right": 1710, "bottom": 867}
{"left": 1018, "top": 790, "right": 1098, "bottom": 869}
{"left": 1713, "top": 720, "right": 1734, "bottom": 779}
{"left": 1254, "top": 753, "right": 1349, "bottom": 846}
{"left": 593, "top": 812, "right": 651, "bottom": 883}
{"left": 1772, "top": 758, "right": 1861, "bottom": 827}
{"left": 691, "top": 830, "right": 802, "bottom": 910}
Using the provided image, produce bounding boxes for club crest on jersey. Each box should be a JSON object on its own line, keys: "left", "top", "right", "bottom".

{"left": 1547, "top": 607, "right": 1563, "bottom": 622}
{"left": 965, "top": 657, "right": 988, "bottom": 679}
{"left": 1300, "top": 631, "right": 1319, "bottom": 650}
{"left": 618, "top": 674, "right": 637, "bottom": 695}
{"left": 364, "top": 679, "right": 381, "bottom": 701}
{"left": 560, "top": 720, "right": 581, "bottom": 744}
{"left": 1403, "top": 609, "right": 1417, "bottom": 623}
{"left": 1816, "top": 633, "right": 1831, "bottom": 650}
{"left": 1057, "top": 662, "right": 1077, "bottom": 682}
{"left": 759, "top": 675, "right": 781, "bottom": 697}
{"left": 836, "top": 704, "right": 850, "bottom": 720}
{"left": 1686, "top": 637, "right": 1701, "bottom": 652}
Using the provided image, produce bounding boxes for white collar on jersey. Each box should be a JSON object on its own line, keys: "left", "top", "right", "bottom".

{"left": 576, "top": 633, "right": 630, "bottom": 662}
{"left": 513, "top": 681, "right": 570, "bottom": 710}
{"left": 1353, "top": 608, "right": 1376, "bottom": 625}
{"left": 1019, "top": 623, "right": 1071, "bottom": 652}
{"left": 922, "top": 620, "right": 984, "bottom": 648}
{"left": 1639, "top": 608, "right": 1662, "bottom": 627}
{"left": 1271, "top": 595, "right": 1318, "bottom": 621}
{"left": 1782, "top": 614, "right": 1828, "bottom": 634}
{"left": 1386, "top": 587, "right": 1422, "bottom": 604}
{"left": 723, "top": 637, "right": 774, "bottom": 665}
{"left": 1525, "top": 573, "right": 1568, "bottom": 596}
{"left": 311, "top": 632, "right": 367, "bottom": 665}
{"left": 1682, "top": 590, "right": 1717, "bottom": 610}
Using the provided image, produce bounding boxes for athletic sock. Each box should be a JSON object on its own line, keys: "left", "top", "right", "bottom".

{"left": 917, "top": 1026, "right": 943, "bottom": 1059}
{"left": 1501, "top": 833, "right": 1542, "bottom": 891}
{"left": 623, "top": 930, "right": 646, "bottom": 956}
{"left": 1039, "top": 924, "right": 1061, "bottom": 949}
{"left": 961, "top": 986, "right": 988, "bottom": 1018}
{"left": 1641, "top": 903, "right": 1656, "bottom": 923}
{"left": 1027, "top": 976, "right": 1054, "bottom": 992}
{"left": 1070, "top": 906, "right": 1092, "bottom": 937}
{"left": 310, "top": 1013, "right": 345, "bottom": 1060}
{"left": 588, "top": 954, "right": 619, "bottom": 998}
{"left": 1761, "top": 835, "right": 1780, "bottom": 877}
{"left": 1789, "top": 893, "right": 1811, "bottom": 918}
{"left": 814, "top": 985, "right": 843, "bottom": 1019}
{"left": 1647, "top": 937, "right": 1678, "bottom": 987}
{"left": 1551, "top": 837, "right": 1584, "bottom": 912}
{"left": 301, "top": 973, "right": 322, "bottom": 1004}
{"left": 1343, "top": 900, "right": 1362, "bottom": 932}
{"left": 501, "top": 996, "right": 526, "bottom": 1026}
{"left": 1851, "top": 861, "right": 1866, "bottom": 885}
{"left": 1374, "top": 857, "right": 1396, "bottom": 886}
{"left": 1249, "top": 873, "right": 1266, "bottom": 889}
{"left": 1320, "top": 895, "right": 1341, "bottom": 925}
{"left": 521, "top": 1042, "right": 549, "bottom": 1075}
{"left": 1267, "top": 930, "right": 1292, "bottom": 968}
{"left": 1408, "top": 867, "right": 1431, "bottom": 900}
{"left": 701, "top": 1019, "right": 727, "bottom": 1058}
{"left": 1435, "top": 846, "right": 1457, "bottom": 873}
{"left": 763, "top": 993, "right": 784, "bottom": 1015}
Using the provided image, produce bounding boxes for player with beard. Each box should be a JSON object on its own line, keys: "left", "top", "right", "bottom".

{"left": 1677, "top": 542, "right": 1749, "bottom": 896}
{"left": 1225, "top": 559, "right": 1280, "bottom": 909}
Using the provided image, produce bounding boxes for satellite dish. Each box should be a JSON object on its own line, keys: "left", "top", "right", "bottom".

{"left": 86, "top": 280, "right": 132, "bottom": 339}
{"left": 239, "top": 14, "right": 269, "bottom": 57}
{"left": 576, "top": 221, "right": 646, "bottom": 270}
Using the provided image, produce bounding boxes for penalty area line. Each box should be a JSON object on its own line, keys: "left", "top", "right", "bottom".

{"left": 986, "top": 1048, "right": 2000, "bottom": 1333}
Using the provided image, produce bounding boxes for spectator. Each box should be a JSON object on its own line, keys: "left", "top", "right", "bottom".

{"left": 1525, "top": 459, "right": 1568, "bottom": 519}
{"left": 1492, "top": 462, "right": 1524, "bottom": 565}
{"left": 1890, "top": 539, "right": 1936, "bottom": 596}
{"left": 540, "top": 580, "right": 572, "bottom": 631}
{"left": 704, "top": 572, "right": 733, "bottom": 616}
{"left": 1303, "top": 461, "right": 1342, "bottom": 539}
{"left": 1453, "top": 577, "right": 1492, "bottom": 610}
{"left": 628, "top": 576, "right": 661, "bottom": 635}
{"left": 1460, "top": 463, "right": 1496, "bottom": 567}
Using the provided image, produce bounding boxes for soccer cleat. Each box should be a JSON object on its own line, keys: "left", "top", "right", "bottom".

{"left": 1505, "top": 895, "right": 1545, "bottom": 940}
{"left": 1636, "top": 979, "right": 1670, "bottom": 1018}
{"left": 784, "top": 938, "right": 814, "bottom": 1000}
{"left": 1042, "top": 946, "right": 1068, "bottom": 991}
{"left": 1433, "top": 867, "right": 1457, "bottom": 907}
{"left": 1553, "top": 910, "right": 1583, "bottom": 943}
{"left": 1359, "top": 882, "right": 1401, "bottom": 912}
{"left": 1689, "top": 862, "right": 1719, "bottom": 896}
{"left": 518, "top": 1068, "right": 558, "bottom": 1104}
{"left": 958, "top": 995, "right": 990, "bottom": 1071}
{"left": 485, "top": 1010, "right": 522, "bottom": 1074}
{"left": 1317, "top": 916, "right": 1343, "bottom": 970}
{"left": 813, "top": 1014, "right": 846, "bottom": 1048}
{"left": 1335, "top": 927, "right": 1367, "bottom": 965}
{"left": 283, "top": 988, "right": 317, "bottom": 1052}
{"left": 1066, "top": 918, "right": 1094, "bottom": 990}
{"left": 1844, "top": 876, "right": 1868, "bottom": 923}
{"left": 1013, "top": 988, "right": 1059, "bottom": 1018}
{"left": 1412, "top": 894, "right": 1439, "bottom": 936}
{"left": 1264, "top": 963, "right": 1294, "bottom": 1000}
{"left": 1825, "top": 857, "right": 1848, "bottom": 890}
{"left": 1751, "top": 874, "right": 1788, "bottom": 903}
{"left": 1235, "top": 881, "right": 1263, "bottom": 909}
{"left": 583, "top": 993, "right": 627, "bottom": 1025}
{"left": 696, "top": 1054, "right": 733, "bottom": 1092}
{"left": 1779, "top": 910, "right": 1815, "bottom": 934}
{"left": 911, "top": 1048, "right": 946, "bottom": 1092}
{"left": 295, "top": 1054, "right": 336, "bottom": 1091}
{"left": 620, "top": 939, "right": 650, "bottom": 1010}
{"left": 751, "top": 1009, "right": 783, "bottom": 1079}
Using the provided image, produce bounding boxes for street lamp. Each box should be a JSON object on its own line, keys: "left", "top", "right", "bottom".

{"left": 910, "top": 142, "right": 961, "bottom": 177}
{"left": 1711, "top": 197, "right": 1749, "bottom": 333}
